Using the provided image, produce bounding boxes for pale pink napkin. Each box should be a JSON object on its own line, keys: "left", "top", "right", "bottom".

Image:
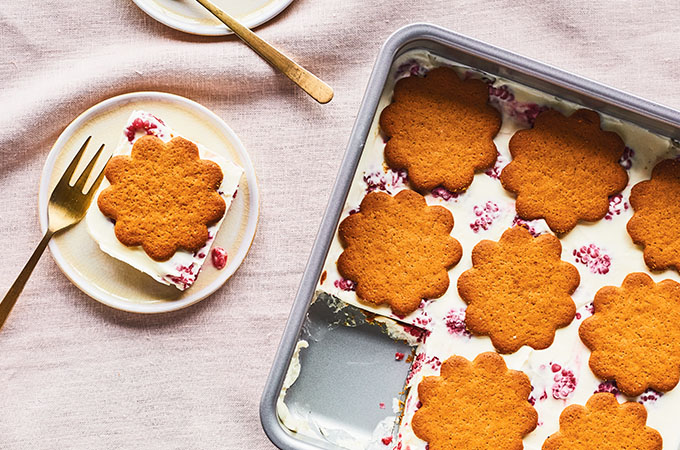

{"left": 1, "top": 0, "right": 679, "bottom": 448}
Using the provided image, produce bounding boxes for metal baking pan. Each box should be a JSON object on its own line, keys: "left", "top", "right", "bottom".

{"left": 260, "top": 23, "right": 680, "bottom": 450}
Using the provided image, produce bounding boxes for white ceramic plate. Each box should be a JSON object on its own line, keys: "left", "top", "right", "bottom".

{"left": 133, "top": 0, "right": 294, "bottom": 36}
{"left": 38, "top": 92, "right": 259, "bottom": 313}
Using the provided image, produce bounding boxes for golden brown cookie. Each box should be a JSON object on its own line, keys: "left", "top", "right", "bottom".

{"left": 412, "top": 352, "right": 538, "bottom": 450}
{"left": 500, "top": 109, "right": 628, "bottom": 233}
{"left": 458, "top": 226, "right": 579, "bottom": 353}
{"left": 579, "top": 272, "right": 680, "bottom": 396}
{"left": 627, "top": 159, "right": 680, "bottom": 272}
{"left": 337, "top": 189, "right": 462, "bottom": 316}
{"left": 98, "top": 135, "right": 225, "bottom": 261}
{"left": 542, "top": 393, "right": 662, "bottom": 450}
{"left": 379, "top": 67, "right": 501, "bottom": 193}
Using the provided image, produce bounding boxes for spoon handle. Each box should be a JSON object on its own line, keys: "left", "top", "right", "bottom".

{"left": 196, "top": 0, "right": 333, "bottom": 104}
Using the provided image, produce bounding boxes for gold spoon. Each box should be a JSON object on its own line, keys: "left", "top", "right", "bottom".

{"left": 195, "top": 0, "right": 333, "bottom": 104}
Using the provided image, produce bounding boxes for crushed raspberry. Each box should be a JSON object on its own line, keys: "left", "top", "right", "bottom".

{"left": 363, "top": 169, "right": 407, "bottom": 194}
{"left": 511, "top": 215, "right": 541, "bottom": 237}
{"left": 379, "top": 402, "right": 386, "bottom": 409}
{"left": 551, "top": 363, "right": 562, "bottom": 373}
{"left": 211, "top": 247, "right": 228, "bottom": 270}
{"left": 489, "top": 85, "right": 515, "bottom": 101}
{"left": 619, "top": 146, "right": 635, "bottom": 170}
{"left": 484, "top": 151, "right": 507, "bottom": 179}
{"left": 381, "top": 436, "right": 393, "bottom": 446}
{"left": 406, "top": 353, "right": 441, "bottom": 384}
{"left": 197, "top": 252, "right": 206, "bottom": 259}
{"left": 444, "top": 308, "right": 471, "bottom": 338}
{"left": 334, "top": 278, "right": 356, "bottom": 291}
{"left": 470, "top": 201, "right": 501, "bottom": 232}
{"left": 552, "top": 367, "right": 577, "bottom": 400}
{"left": 573, "top": 244, "right": 611, "bottom": 275}
{"left": 177, "top": 263, "right": 196, "bottom": 275}
{"left": 395, "top": 352, "right": 405, "bottom": 361}
{"left": 164, "top": 264, "right": 197, "bottom": 290}
{"left": 124, "top": 116, "right": 160, "bottom": 142}
{"left": 638, "top": 389, "right": 663, "bottom": 404}
{"left": 577, "top": 302, "right": 594, "bottom": 320}
{"left": 413, "top": 300, "right": 432, "bottom": 328}
{"left": 402, "top": 325, "right": 430, "bottom": 344}
{"left": 529, "top": 387, "right": 548, "bottom": 405}
{"left": 431, "top": 186, "right": 460, "bottom": 201}
{"left": 604, "top": 194, "right": 629, "bottom": 220}
{"left": 363, "top": 171, "right": 389, "bottom": 193}
{"left": 488, "top": 84, "right": 548, "bottom": 126}
{"left": 390, "top": 168, "right": 408, "bottom": 187}
{"left": 595, "top": 380, "right": 620, "bottom": 396}
{"left": 395, "top": 60, "right": 428, "bottom": 80}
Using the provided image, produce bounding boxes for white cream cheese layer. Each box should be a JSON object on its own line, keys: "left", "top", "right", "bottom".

{"left": 85, "top": 110, "right": 243, "bottom": 291}
{"left": 282, "top": 49, "right": 680, "bottom": 450}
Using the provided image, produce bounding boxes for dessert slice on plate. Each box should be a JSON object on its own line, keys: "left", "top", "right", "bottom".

{"left": 85, "top": 110, "right": 243, "bottom": 291}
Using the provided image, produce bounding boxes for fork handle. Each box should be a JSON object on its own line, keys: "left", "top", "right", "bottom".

{"left": 194, "top": 0, "right": 333, "bottom": 104}
{"left": 0, "top": 230, "right": 54, "bottom": 331}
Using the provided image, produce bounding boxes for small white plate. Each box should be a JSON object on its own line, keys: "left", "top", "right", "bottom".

{"left": 38, "top": 92, "right": 259, "bottom": 313}
{"left": 133, "top": 0, "right": 294, "bottom": 36}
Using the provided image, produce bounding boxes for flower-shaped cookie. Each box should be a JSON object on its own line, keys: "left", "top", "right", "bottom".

{"left": 542, "top": 393, "right": 662, "bottom": 450}
{"left": 579, "top": 272, "right": 680, "bottom": 396}
{"left": 98, "top": 135, "right": 225, "bottom": 261}
{"left": 337, "top": 189, "right": 462, "bottom": 316}
{"left": 500, "top": 109, "right": 628, "bottom": 233}
{"left": 412, "top": 352, "right": 538, "bottom": 450}
{"left": 627, "top": 159, "right": 680, "bottom": 272}
{"left": 458, "top": 226, "right": 579, "bottom": 353}
{"left": 379, "top": 67, "right": 501, "bottom": 192}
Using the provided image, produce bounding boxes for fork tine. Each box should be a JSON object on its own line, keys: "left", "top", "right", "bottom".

{"left": 58, "top": 136, "right": 91, "bottom": 186}
{"left": 73, "top": 143, "right": 106, "bottom": 192}
{"left": 84, "top": 154, "right": 111, "bottom": 199}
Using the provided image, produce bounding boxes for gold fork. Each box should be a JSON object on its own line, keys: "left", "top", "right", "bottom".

{"left": 0, "top": 137, "right": 109, "bottom": 330}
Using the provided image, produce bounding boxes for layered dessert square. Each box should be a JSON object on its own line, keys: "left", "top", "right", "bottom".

{"left": 85, "top": 110, "right": 243, "bottom": 290}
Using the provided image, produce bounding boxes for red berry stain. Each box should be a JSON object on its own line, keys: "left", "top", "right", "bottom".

{"left": 381, "top": 436, "right": 393, "bottom": 446}
{"left": 431, "top": 186, "right": 460, "bottom": 202}
{"left": 470, "top": 201, "right": 501, "bottom": 232}
{"left": 395, "top": 352, "right": 405, "bottom": 361}
{"left": 402, "top": 325, "right": 430, "bottom": 344}
{"left": 605, "top": 194, "right": 629, "bottom": 220}
{"left": 573, "top": 244, "right": 611, "bottom": 275}
{"left": 211, "top": 247, "right": 228, "bottom": 270}
{"left": 638, "top": 388, "right": 663, "bottom": 404}
{"left": 124, "top": 117, "right": 158, "bottom": 143}
{"left": 512, "top": 215, "right": 541, "bottom": 237}
{"left": 484, "top": 151, "right": 507, "bottom": 180}
{"left": 444, "top": 308, "right": 471, "bottom": 338}
{"left": 552, "top": 366, "right": 577, "bottom": 400}
{"left": 334, "top": 278, "right": 356, "bottom": 291}
{"left": 406, "top": 353, "right": 441, "bottom": 384}
{"left": 595, "top": 380, "right": 620, "bottom": 396}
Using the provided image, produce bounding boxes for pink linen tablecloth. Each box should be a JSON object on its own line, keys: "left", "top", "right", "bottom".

{"left": 1, "top": 1, "right": 679, "bottom": 448}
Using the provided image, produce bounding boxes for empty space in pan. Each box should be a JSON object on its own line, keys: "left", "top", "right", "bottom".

{"left": 280, "top": 293, "right": 414, "bottom": 448}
